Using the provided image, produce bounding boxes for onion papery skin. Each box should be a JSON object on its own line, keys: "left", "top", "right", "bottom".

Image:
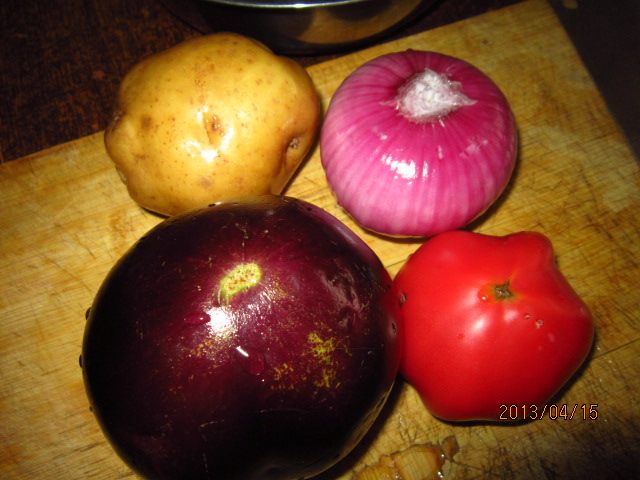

{"left": 320, "top": 50, "right": 518, "bottom": 237}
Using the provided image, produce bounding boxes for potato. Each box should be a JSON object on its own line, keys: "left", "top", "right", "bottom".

{"left": 104, "top": 33, "right": 321, "bottom": 216}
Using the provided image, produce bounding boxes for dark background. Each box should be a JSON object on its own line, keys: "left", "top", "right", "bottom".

{"left": 1, "top": 0, "right": 638, "bottom": 163}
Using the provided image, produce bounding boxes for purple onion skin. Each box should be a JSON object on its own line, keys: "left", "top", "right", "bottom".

{"left": 320, "top": 50, "right": 518, "bottom": 237}
{"left": 81, "top": 195, "right": 400, "bottom": 480}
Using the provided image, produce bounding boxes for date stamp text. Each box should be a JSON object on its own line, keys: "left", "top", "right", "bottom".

{"left": 498, "top": 403, "right": 599, "bottom": 421}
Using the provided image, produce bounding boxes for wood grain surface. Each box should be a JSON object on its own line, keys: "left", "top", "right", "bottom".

{"left": 1, "top": 1, "right": 639, "bottom": 479}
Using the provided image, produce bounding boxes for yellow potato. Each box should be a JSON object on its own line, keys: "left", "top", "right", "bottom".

{"left": 105, "top": 33, "right": 321, "bottom": 216}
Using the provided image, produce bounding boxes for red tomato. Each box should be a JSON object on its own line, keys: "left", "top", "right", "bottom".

{"left": 392, "top": 231, "right": 594, "bottom": 422}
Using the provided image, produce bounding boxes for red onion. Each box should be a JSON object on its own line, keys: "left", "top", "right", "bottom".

{"left": 320, "top": 50, "right": 517, "bottom": 237}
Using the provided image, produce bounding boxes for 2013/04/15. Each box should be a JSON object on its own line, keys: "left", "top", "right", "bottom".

{"left": 498, "top": 404, "right": 599, "bottom": 421}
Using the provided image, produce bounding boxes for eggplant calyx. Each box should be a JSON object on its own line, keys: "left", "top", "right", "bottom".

{"left": 218, "top": 262, "right": 262, "bottom": 304}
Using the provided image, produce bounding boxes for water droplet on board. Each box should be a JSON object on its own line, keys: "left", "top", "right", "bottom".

{"left": 183, "top": 311, "right": 210, "bottom": 326}
{"left": 234, "top": 345, "right": 265, "bottom": 376}
{"left": 441, "top": 435, "right": 459, "bottom": 460}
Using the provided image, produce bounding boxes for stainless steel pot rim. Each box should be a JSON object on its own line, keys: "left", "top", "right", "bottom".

{"left": 200, "top": 0, "right": 371, "bottom": 9}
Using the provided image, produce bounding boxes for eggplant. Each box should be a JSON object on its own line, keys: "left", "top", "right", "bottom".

{"left": 82, "top": 195, "right": 400, "bottom": 479}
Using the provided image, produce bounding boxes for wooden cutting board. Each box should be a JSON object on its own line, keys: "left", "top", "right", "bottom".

{"left": 1, "top": 1, "right": 639, "bottom": 478}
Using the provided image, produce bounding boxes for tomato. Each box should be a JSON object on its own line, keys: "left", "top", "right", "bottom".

{"left": 392, "top": 231, "right": 594, "bottom": 422}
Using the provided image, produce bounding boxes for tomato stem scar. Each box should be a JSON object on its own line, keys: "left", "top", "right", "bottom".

{"left": 493, "top": 281, "right": 513, "bottom": 300}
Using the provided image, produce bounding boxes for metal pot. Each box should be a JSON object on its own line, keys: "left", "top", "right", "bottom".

{"left": 160, "top": 0, "right": 433, "bottom": 55}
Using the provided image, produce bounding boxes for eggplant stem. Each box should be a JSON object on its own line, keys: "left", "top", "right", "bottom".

{"left": 218, "top": 262, "right": 262, "bottom": 304}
